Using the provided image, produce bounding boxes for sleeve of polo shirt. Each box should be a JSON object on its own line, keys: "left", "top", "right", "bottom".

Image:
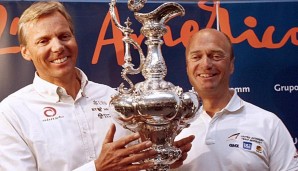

{"left": 0, "top": 109, "right": 38, "bottom": 171}
{"left": 269, "top": 118, "right": 298, "bottom": 170}
{"left": 73, "top": 161, "right": 96, "bottom": 171}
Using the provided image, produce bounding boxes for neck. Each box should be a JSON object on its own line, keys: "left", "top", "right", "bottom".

{"left": 200, "top": 89, "right": 233, "bottom": 117}
{"left": 63, "top": 75, "right": 81, "bottom": 99}
{"left": 52, "top": 71, "right": 81, "bottom": 100}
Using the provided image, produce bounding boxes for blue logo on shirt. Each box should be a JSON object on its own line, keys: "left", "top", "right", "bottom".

{"left": 243, "top": 142, "right": 252, "bottom": 150}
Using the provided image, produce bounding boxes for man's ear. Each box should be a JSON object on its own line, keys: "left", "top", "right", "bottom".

{"left": 20, "top": 45, "right": 32, "bottom": 61}
{"left": 230, "top": 57, "right": 235, "bottom": 75}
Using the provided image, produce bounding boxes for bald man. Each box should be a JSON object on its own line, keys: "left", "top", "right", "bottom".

{"left": 174, "top": 28, "right": 298, "bottom": 171}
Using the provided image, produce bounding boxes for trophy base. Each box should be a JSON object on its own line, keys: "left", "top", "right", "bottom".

{"left": 147, "top": 164, "right": 170, "bottom": 171}
{"left": 144, "top": 145, "right": 181, "bottom": 171}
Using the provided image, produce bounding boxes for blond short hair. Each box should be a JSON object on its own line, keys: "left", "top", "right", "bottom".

{"left": 18, "top": 1, "right": 74, "bottom": 46}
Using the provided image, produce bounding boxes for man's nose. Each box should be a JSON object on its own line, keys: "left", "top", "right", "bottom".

{"left": 51, "top": 38, "right": 64, "bottom": 53}
{"left": 200, "top": 55, "right": 213, "bottom": 68}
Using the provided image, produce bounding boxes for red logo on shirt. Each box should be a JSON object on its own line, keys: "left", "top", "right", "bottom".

{"left": 43, "top": 107, "right": 57, "bottom": 117}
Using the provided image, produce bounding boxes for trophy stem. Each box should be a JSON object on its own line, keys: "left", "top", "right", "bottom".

{"left": 142, "top": 39, "right": 167, "bottom": 80}
{"left": 138, "top": 123, "right": 182, "bottom": 171}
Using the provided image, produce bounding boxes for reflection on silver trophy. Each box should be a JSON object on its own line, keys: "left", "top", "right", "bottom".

{"left": 109, "top": 0, "right": 200, "bottom": 170}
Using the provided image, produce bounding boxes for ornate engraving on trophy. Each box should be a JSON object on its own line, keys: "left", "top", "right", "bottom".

{"left": 109, "top": 0, "right": 200, "bottom": 170}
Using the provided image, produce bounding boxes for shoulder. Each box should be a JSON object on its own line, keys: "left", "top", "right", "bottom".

{"left": 1, "top": 84, "right": 34, "bottom": 105}
{"left": 241, "top": 100, "right": 283, "bottom": 126}
{"left": 0, "top": 85, "right": 35, "bottom": 123}
{"left": 243, "top": 101, "right": 276, "bottom": 116}
{"left": 230, "top": 92, "right": 280, "bottom": 121}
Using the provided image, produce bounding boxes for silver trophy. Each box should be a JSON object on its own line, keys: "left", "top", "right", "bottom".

{"left": 109, "top": 0, "right": 200, "bottom": 170}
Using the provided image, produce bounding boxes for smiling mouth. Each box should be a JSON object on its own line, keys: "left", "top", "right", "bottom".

{"left": 199, "top": 73, "right": 215, "bottom": 78}
{"left": 51, "top": 57, "right": 68, "bottom": 64}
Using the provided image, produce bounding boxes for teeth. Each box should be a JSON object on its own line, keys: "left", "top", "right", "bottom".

{"left": 52, "top": 57, "right": 67, "bottom": 64}
{"left": 199, "top": 74, "right": 213, "bottom": 78}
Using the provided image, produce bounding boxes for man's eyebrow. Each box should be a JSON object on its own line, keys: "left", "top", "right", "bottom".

{"left": 34, "top": 35, "right": 49, "bottom": 42}
{"left": 189, "top": 50, "right": 202, "bottom": 54}
{"left": 209, "top": 49, "right": 225, "bottom": 53}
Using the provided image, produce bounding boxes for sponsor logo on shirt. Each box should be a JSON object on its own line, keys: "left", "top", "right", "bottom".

{"left": 92, "top": 100, "right": 111, "bottom": 119}
{"left": 227, "top": 133, "right": 240, "bottom": 141}
{"left": 42, "top": 107, "right": 64, "bottom": 122}
{"left": 92, "top": 107, "right": 103, "bottom": 112}
{"left": 93, "top": 100, "right": 107, "bottom": 105}
{"left": 44, "top": 107, "right": 57, "bottom": 117}
{"left": 227, "top": 133, "right": 240, "bottom": 148}
{"left": 241, "top": 135, "right": 264, "bottom": 144}
{"left": 227, "top": 133, "right": 264, "bottom": 144}
{"left": 243, "top": 141, "right": 252, "bottom": 150}
{"left": 256, "top": 145, "right": 263, "bottom": 153}
{"left": 97, "top": 113, "right": 111, "bottom": 119}
{"left": 227, "top": 133, "right": 265, "bottom": 153}
{"left": 229, "top": 143, "right": 239, "bottom": 148}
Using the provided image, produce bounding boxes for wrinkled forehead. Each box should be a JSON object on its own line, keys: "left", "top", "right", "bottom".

{"left": 187, "top": 30, "right": 232, "bottom": 55}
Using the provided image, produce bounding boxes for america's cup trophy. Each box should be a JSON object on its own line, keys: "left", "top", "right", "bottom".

{"left": 109, "top": 0, "right": 200, "bottom": 170}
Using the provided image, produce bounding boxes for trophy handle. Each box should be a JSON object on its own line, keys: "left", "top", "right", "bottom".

{"left": 109, "top": 0, "right": 145, "bottom": 94}
{"left": 128, "top": 0, "right": 147, "bottom": 12}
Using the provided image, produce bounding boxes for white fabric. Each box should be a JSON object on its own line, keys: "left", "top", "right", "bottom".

{"left": 174, "top": 90, "right": 298, "bottom": 171}
{"left": 0, "top": 69, "right": 129, "bottom": 171}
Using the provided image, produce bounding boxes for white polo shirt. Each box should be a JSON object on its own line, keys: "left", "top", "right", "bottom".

{"left": 0, "top": 69, "right": 129, "bottom": 171}
{"left": 174, "top": 90, "right": 298, "bottom": 171}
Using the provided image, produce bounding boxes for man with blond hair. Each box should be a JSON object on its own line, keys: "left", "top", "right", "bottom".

{"left": 0, "top": 2, "right": 193, "bottom": 171}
